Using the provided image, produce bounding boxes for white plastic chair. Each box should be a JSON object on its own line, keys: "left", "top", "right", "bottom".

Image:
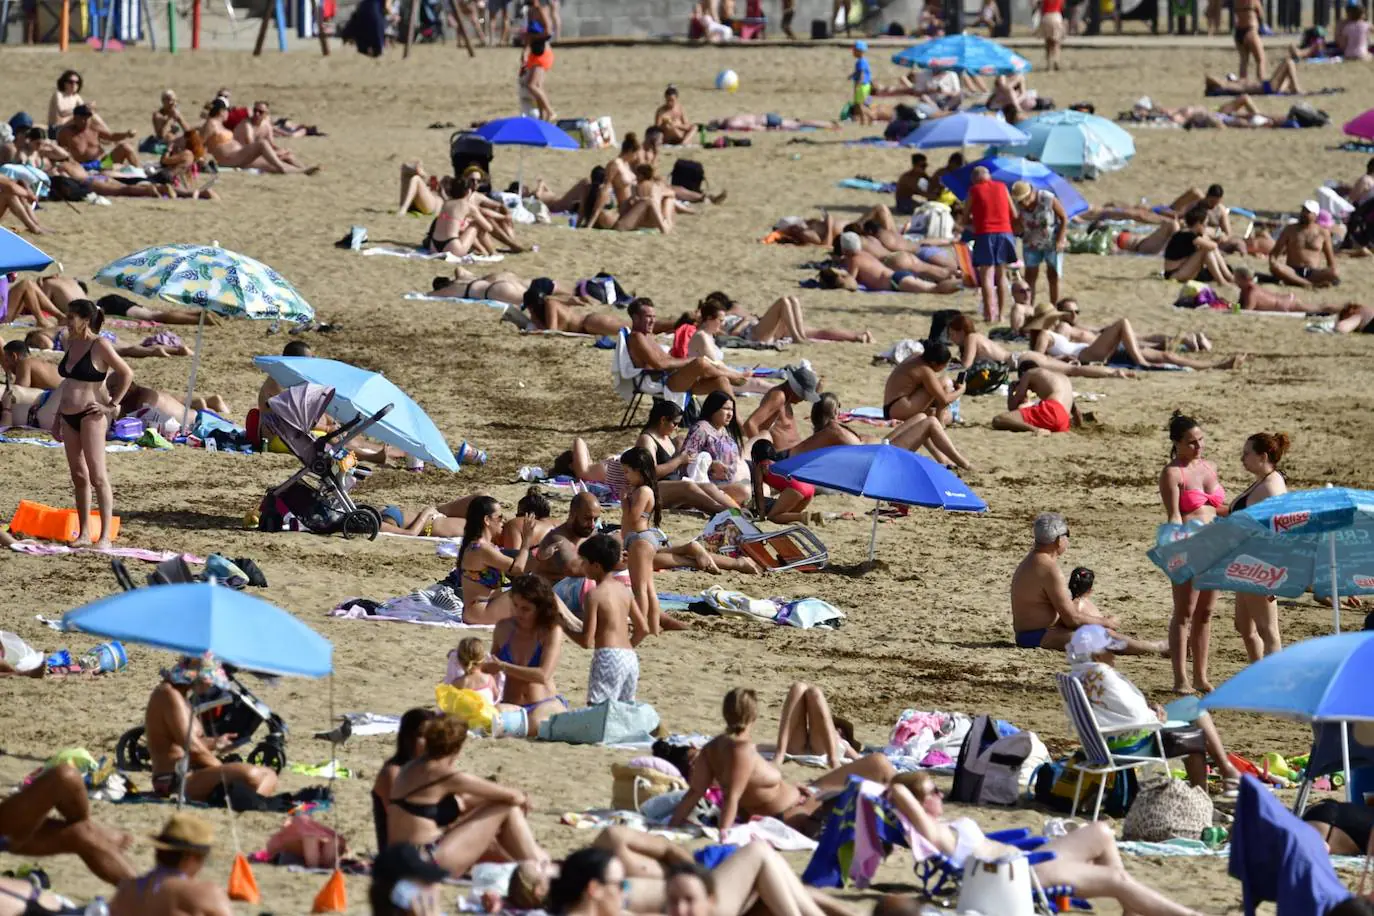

{"left": 1054, "top": 672, "right": 1170, "bottom": 821}
{"left": 611, "top": 328, "right": 686, "bottom": 428}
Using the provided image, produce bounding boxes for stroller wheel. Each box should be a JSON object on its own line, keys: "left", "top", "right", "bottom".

{"left": 248, "top": 742, "right": 286, "bottom": 773}
{"left": 342, "top": 508, "right": 380, "bottom": 541}
{"left": 115, "top": 726, "right": 152, "bottom": 772}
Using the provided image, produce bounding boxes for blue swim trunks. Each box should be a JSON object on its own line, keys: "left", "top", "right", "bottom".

{"left": 1015, "top": 628, "right": 1047, "bottom": 649}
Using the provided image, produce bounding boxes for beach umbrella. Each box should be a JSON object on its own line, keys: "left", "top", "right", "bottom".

{"left": 62, "top": 582, "right": 333, "bottom": 677}
{"left": 891, "top": 34, "right": 1031, "bottom": 76}
{"left": 1343, "top": 109, "right": 1374, "bottom": 140}
{"left": 939, "top": 155, "right": 1089, "bottom": 218}
{"left": 93, "top": 243, "right": 314, "bottom": 431}
{"left": 472, "top": 116, "right": 578, "bottom": 191}
{"left": 770, "top": 443, "right": 986, "bottom": 561}
{"left": 0, "top": 226, "right": 53, "bottom": 273}
{"left": 899, "top": 113, "right": 1030, "bottom": 150}
{"left": 254, "top": 356, "right": 458, "bottom": 471}
{"left": 1201, "top": 631, "right": 1374, "bottom": 801}
{"left": 1147, "top": 485, "right": 1374, "bottom": 633}
{"left": 992, "top": 110, "right": 1134, "bottom": 179}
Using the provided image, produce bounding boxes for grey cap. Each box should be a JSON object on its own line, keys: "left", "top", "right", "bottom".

{"left": 784, "top": 362, "right": 821, "bottom": 402}
{"left": 1033, "top": 512, "right": 1069, "bottom": 545}
{"left": 839, "top": 231, "right": 862, "bottom": 255}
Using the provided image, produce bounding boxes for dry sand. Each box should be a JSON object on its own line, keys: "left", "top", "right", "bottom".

{"left": 2, "top": 37, "right": 1374, "bottom": 915}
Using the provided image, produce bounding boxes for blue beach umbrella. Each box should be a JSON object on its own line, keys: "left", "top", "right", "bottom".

{"left": 62, "top": 583, "right": 333, "bottom": 678}
{"left": 939, "top": 156, "right": 1089, "bottom": 218}
{"left": 770, "top": 443, "right": 986, "bottom": 561}
{"left": 891, "top": 34, "right": 1032, "bottom": 76}
{"left": 0, "top": 226, "right": 53, "bottom": 273}
{"left": 473, "top": 117, "right": 578, "bottom": 189}
{"left": 992, "top": 110, "right": 1135, "bottom": 179}
{"left": 255, "top": 356, "right": 458, "bottom": 472}
{"left": 899, "top": 113, "right": 1030, "bottom": 149}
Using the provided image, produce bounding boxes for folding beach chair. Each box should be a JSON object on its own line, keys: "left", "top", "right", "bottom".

{"left": 702, "top": 510, "right": 828, "bottom": 572}
{"left": 611, "top": 328, "right": 687, "bottom": 428}
{"left": 1054, "top": 673, "right": 1170, "bottom": 821}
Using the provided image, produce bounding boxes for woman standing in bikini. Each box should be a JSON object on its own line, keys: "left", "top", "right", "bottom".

{"left": 1228, "top": 432, "right": 1290, "bottom": 661}
{"left": 1234, "top": 0, "right": 1266, "bottom": 80}
{"left": 1159, "top": 412, "right": 1224, "bottom": 694}
{"left": 621, "top": 447, "right": 667, "bottom": 636}
{"left": 485, "top": 575, "right": 570, "bottom": 737}
{"left": 455, "top": 496, "right": 536, "bottom": 625}
{"left": 57, "top": 300, "right": 133, "bottom": 550}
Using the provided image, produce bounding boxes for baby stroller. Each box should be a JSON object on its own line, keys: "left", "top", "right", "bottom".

{"left": 256, "top": 382, "right": 392, "bottom": 540}
{"left": 109, "top": 559, "right": 290, "bottom": 774}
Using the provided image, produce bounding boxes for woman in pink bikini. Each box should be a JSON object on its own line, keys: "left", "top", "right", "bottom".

{"left": 1159, "top": 412, "right": 1224, "bottom": 694}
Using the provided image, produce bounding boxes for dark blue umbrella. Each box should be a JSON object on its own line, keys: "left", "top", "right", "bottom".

{"left": 0, "top": 226, "right": 53, "bottom": 273}
{"left": 898, "top": 113, "right": 1030, "bottom": 150}
{"left": 472, "top": 117, "right": 578, "bottom": 191}
{"left": 770, "top": 443, "right": 986, "bottom": 560}
{"left": 939, "top": 156, "right": 1089, "bottom": 218}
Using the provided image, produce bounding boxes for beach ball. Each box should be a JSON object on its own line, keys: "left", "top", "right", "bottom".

{"left": 716, "top": 69, "right": 740, "bottom": 92}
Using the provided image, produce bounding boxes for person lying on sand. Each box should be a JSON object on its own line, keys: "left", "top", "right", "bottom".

{"left": 109, "top": 814, "right": 232, "bottom": 916}
{"left": 849, "top": 202, "right": 961, "bottom": 270}
{"left": 992, "top": 367, "right": 1081, "bottom": 434}
{"left": 1024, "top": 302, "right": 1246, "bottom": 370}
{"left": 772, "top": 212, "right": 841, "bottom": 247}
{"left": 707, "top": 290, "right": 872, "bottom": 345}
{"left": 1010, "top": 512, "right": 1166, "bottom": 653}
{"left": 946, "top": 314, "right": 1137, "bottom": 379}
{"left": 1268, "top": 199, "right": 1340, "bottom": 287}
{"left": 1234, "top": 267, "right": 1343, "bottom": 312}
{"left": 144, "top": 655, "right": 279, "bottom": 803}
{"left": 887, "top": 772, "right": 1204, "bottom": 916}
{"left": 1333, "top": 302, "right": 1374, "bottom": 332}
{"left": 1170, "top": 95, "right": 1283, "bottom": 128}
{"left": 431, "top": 268, "right": 578, "bottom": 304}
{"left": 706, "top": 112, "right": 840, "bottom": 131}
{"left": 25, "top": 328, "right": 193, "bottom": 360}
{"left": 201, "top": 98, "right": 318, "bottom": 174}
{"left": 378, "top": 495, "right": 492, "bottom": 538}
{"left": 397, "top": 159, "right": 445, "bottom": 216}
{"left": 40, "top": 278, "right": 222, "bottom": 326}
{"left": 0, "top": 382, "right": 59, "bottom": 430}
{"left": 1045, "top": 297, "right": 1216, "bottom": 352}
{"left": 668, "top": 687, "right": 896, "bottom": 837}
{"left": 0, "top": 876, "right": 89, "bottom": 916}
{"left": 116, "top": 382, "right": 229, "bottom": 423}
{"left": 1204, "top": 57, "right": 1302, "bottom": 95}
{"left": 524, "top": 283, "right": 629, "bottom": 336}
{"left": 0, "top": 763, "right": 135, "bottom": 886}
{"left": 824, "top": 233, "right": 962, "bottom": 294}
{"left": 563, "top": 422, "right": 741, "bottom": 516}
{"left": 55, "top": 105, "right": 138, "bottom": 170}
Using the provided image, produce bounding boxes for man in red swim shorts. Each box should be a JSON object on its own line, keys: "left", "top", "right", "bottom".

{"left": 992, "top": 366, "right": 1077, "bottom": 434}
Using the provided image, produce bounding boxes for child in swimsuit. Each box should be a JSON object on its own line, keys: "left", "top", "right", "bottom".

{"left": 445, "top": 636, "right": 499, "bottom": 704}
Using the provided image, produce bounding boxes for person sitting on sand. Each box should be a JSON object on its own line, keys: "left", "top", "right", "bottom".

{"left": 827, "top": 232, "right": 961, "bottom": 294}
{"left": 886, "top": 772, "right": 1204, "bottom": 916}
{"left": 485, "top": 575, "right": 573, "bottom": 736}
{"left": 992, "top": 366, "right": 1080, "bottom": 434}
{"left": 577, "top": 163, "right": 677, "bottom": 233}
{"left": 201, "top": 98, "right": 318, "bottom": 174}
{"left": 55, "top": 105, "right": 137, "bottom": 170}
{"left": 47, "top": 70, "right": 102, "bottom": 136}
{"left": 654, "top": 85, "right": 698, "bottom": 146}
{"left": 151, "top": 90, "right": 190, "bottom": 145}
{"left": 1269, "top": 199, "right": 1340, "bottom": 288}
{"left": 785, "top": 392, "right": 972, "bottom": 469}
{"left": 705, "top": 112, "right": 840, "bottom": 132}
{"left": 452, "top": 496, "right": 537, "bottom": 625}
{"left": 232, "top": 100, "right": 308, "bottom": 169}
{"left": 504, "top": 487, "right": 556, "bottom": 548}
{"left": 1204, "top": 57, "right": 1302, "bottom": 95}
{"left": 1068, "top": 624, "right": 1241, "bottom": 794}
{"left": 388, "top": 714, "right": 550, "bottom": 875}
{"left": 881, "top": 339, "right": 964, "bottom": 422}
{"left": 3, "top": 339, "right": 61, "bottom": 389}
{"left": 626, "top": 297, "right": 739, "bottom": 396}
{"left": 681, "top": 391, "right": 751, "bottom": 502}
{"left": 1164, "top": 206, "right": 1236, "bottom": 284}
{"left": 741, "top": 362, "right": 822, "bottom": 451}
{"left": 15, "top": 127, "right": 216, "bottom": 201}
{"left": 668, "top": 687, "right": 896, "bottom": 836}
{"left": 946, "top": 314, "right": 1137, "bottom": 380}
{"left": 144, "top": 654, "right": 279, "bottom": 802}
{"left": 0, "top": 174, "right": 47, "bottom": 234}
{"left": 775, "top": 681, "right": 859, "bottom": 768}
{"left": 0, "top": 763, "right": 135, "bottom": 885}
{"left": 109, "top": 814, "right": 232, "bottom": 916}
{"left": 1048, "top": 297, "right": 1216, "bottom": 353}
{"left": 1164, "top": 184, "right": 1245, "bottom": 253}
{"left": 425, "top": 177, "right": 527, "bottom": 256}
{"left": 371, "top": 708, "right": 435, "bottom": 849}
{"left": 1011, "top": 513, "right": 1167, "bottom": 653}
{"left": 1024, "top": 301, "right": 1247, "bottom": 370}
{"left": 749, "top": 441, "right": 818, "bottom": 524}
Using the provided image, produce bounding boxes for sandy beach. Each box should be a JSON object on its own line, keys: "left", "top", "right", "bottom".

{"left": 2, "top": 35, "right": 1374, "bottom": 915}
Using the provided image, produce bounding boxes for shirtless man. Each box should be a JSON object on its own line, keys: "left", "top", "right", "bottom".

{"left": 15, "top": 127, "right": 208, "bottom": 201}
{"left": 1203, "top": 58, "right": 1301, "bottom": 96}
{"left": 991, "top": 366, "right": 1077, "bottom": 434}
{"left": 144, "top": 655, "right": 279, "bottom": 803}
{"left": 1234, "top": 267, "right": 1340, "bottom": 312}
{"left": 1011, "top": 513, "right": 1165, "bottom": 653}
{"left": 654, "top": 85, "right": 697, "bottom": 146}
{"left": 110, "top": 814, "right": 232, "bottom": 916}
{"left": 894, "top": 153, "right": 932, "bottom": 215}
{"left": 626, "top": 298, "right": 740, "bottom": 396}
{"left": 740, "top": 363, "right": 821, "bottom": 450}
{"left": 0, "top": 380, "right": 62, "bottom": 430}
{"left": 55, "top": 105, "right": 138, "bottom": 169}
{"left": 945, "top": 314, "right": 1135, "bottom": 379}
{"left": 0, "top": 763, "right": 135, "bottom": 884}
{"left": 256, "top": 340, "right": 312, "bottom": 416}
{"left": 881, "top": 339, "right": 965, "bottom": 422}
{"left": 1269, "top": 200, "right": 1339, "bottom": 288}
{"left": 532, "top": 492, "right": 602, "bottom": 585}
{"left": 2, "top": 340, "right": 61, "bottom": 389}
{"left": 151, "top": 90, "right": 190, "bottom": 144}
{"left": 232, "top": 100, "right": 305, "bottom": 169}
{"left": 772, "top": 212, "right": 839, "bottom": 246}
{"left": 832, "top": 232, "right": 960, "bottom": 294}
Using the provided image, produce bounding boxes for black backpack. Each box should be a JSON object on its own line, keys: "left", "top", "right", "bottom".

{"left": 1286, "top": 102, "right": 1330, "bottom": 129}
{"left": 670, "top": 159, "right": 706, "bottom": 194}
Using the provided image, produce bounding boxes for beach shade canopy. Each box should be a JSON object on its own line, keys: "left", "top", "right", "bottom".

{"left": 93, "top": 243, "right": 314, "bottom": 321}
{"left": 1201, "top": 632, "right": 1374, "bottom": 723}
{"left": 1344, "top": 109, "right": 1374, "bottom": 140}
{"left": 1148, "top": 486, "right": 1374, "bottom": 632}
{"left": 899, "top": 113, "right": 1030, "bottom": 149}
{"left": 939, "top": 156, "right": 1089, "bottom": 218}
{"left": 255, "top": 356, "right": 458, "bottom": 471}
{"left": 62, "top": 583, "right": 333, "bottom": 678}
{"left": 770, "top": 443, "right": 986, "bottom": 561}
{"left": 473, "top": 116, "right": 579, "bottom": 149}
{"left": 992, "top": 110, "right": 1135, "bottom": 179}
{"left": 0, "top": 226, "right": 53, "bottom": 273}
{"left": 891, "top": 34, "right": 1032, "bottom": 75}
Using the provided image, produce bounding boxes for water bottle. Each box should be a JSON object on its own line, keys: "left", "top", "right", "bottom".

{"left": 568, "top": 213, "right": 578, "bottom": 229}
{"left": 84, "top": 897, "right": 109, "bottom": 916}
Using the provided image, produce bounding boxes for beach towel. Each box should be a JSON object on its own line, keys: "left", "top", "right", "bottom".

{"left": 12, "top": 544, "right": 206, "bottom": 563}
{"left": 722, "top": 817, "right": 818, "bottom": 851}
{"left": 329, "top": 587, "right": 474, "bottom": 628}
{"left": 361, "top": 246, "right": 504, "bottom": 264}
{"left": 838, "top": 177, "right": 897, "bottom": 193}
{"left": 1229, "top": 774, "right": 1351, "bottom": 916}
{"left": 341, "top": 712, "right": 402, "bottom": 736}
{"left": 401, "top": 292, "right": 509, "bottom": 309}
{"left": 802, "top": 776, "right": 910, "bottom": 888}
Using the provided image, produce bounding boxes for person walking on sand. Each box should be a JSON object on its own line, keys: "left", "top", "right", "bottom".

{"left": 849, "top": 41, "right": 874, "bottom": 126}
{"left": 968, "top": 167, "right": 1018, "bottom": 322}
{"left": 1033, "top": 0, "right": 1066, "bottom": 69}
{"left": 568, "top": 534, "right": 646, "bottom": 704}
{"left": 1233, "top": 0, "right": 1266, "bottom": 80}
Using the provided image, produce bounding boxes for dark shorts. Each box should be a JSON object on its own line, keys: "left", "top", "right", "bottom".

{"left": 765, "top": 112, "right": 783, "bottom": 128}
{"left": 152, "top": 771, "right": 183, "bottom": 797}
{"left": 890, "top": 269, "right": 917, "bottom": 290}
{"left": 1015, "top": 628, "right": 1047, "bottom": 649}
{"left": 99, "top": 297, "right": 132, "bottom": 317}
{"left": 972, "top": 232, "right": 1018, "bottom": 267}
{"left": 1234, "top": 24, "right": 1254, "bottom": 43}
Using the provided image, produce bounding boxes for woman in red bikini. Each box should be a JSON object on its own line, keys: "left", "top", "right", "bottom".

{"left": 1158, "top": 412, "right": 1224, "bottom": 694}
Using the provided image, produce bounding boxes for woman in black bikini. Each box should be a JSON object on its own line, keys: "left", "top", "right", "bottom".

{"left": 1227, "top": 432, "right": 1290, "bottom": 661}
{"left": 0, "top": 877, "right": 84, "bottom": 916}
{"left": 1163, "top": 206, "right": 1235, "bottom": 286}
{"left": 370, "top": 707, "right": 436, "bottom": 850}
{"left": 387, "top": 713, "right": 549, "bottom": 877}
{"left": 1303, "top": 798, "right": 1374, "bottom": 855}
{"left": 55, "top": 300, "right": 133, "bottom": 550}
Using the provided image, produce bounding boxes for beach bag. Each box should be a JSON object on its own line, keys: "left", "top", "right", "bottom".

{"left": 670, "top": 159, "right": 706, "bottom": 194}
{"left": 1286, "top": 102, "right": 1329, "bottom": 128}
{"left": 952, "top": 716, "right": 1048, "bottom": 806}
{"left": 957, "top": 856, "right": 1036, "bottom": 916}
{"left": 611, "top": 762, "right": 688, "bottom": 811}
{"left": 539, "top": 700, "right": 660, "bottom": 745}
{"left": 913, "top": 201, "right": 954, "bottom": 240}
{"left": 49, "top": 175, "right": 88, "bottom": 202}
{"left": 1122, "top": 778, "right": 1213, "bottom": 841}
{"left": 1032, "top": 752, "right": 1139, "bottom": 817}
{"left": 962, "top": 359, "right": 1009, "bottom": 397}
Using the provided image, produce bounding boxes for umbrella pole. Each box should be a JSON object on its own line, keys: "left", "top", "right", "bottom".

{"left": 868, "top": 500, "right": 880, "bottom": 563}
{"left": 1330, "top": 528, "right": 1341, "bottom": 634}
{"left": 180, "top": 310, "right": 206, "bottom": 434}
{"left": 517, "top": 148, "right": 525, "bottom": 197}
{"left": 1343, "top": 721, "right": 1354, "bottom": 803}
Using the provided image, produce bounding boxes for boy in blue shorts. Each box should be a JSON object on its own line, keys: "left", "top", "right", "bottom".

{"left": 850, "top": 41, "right": 874, "bottom": 126}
